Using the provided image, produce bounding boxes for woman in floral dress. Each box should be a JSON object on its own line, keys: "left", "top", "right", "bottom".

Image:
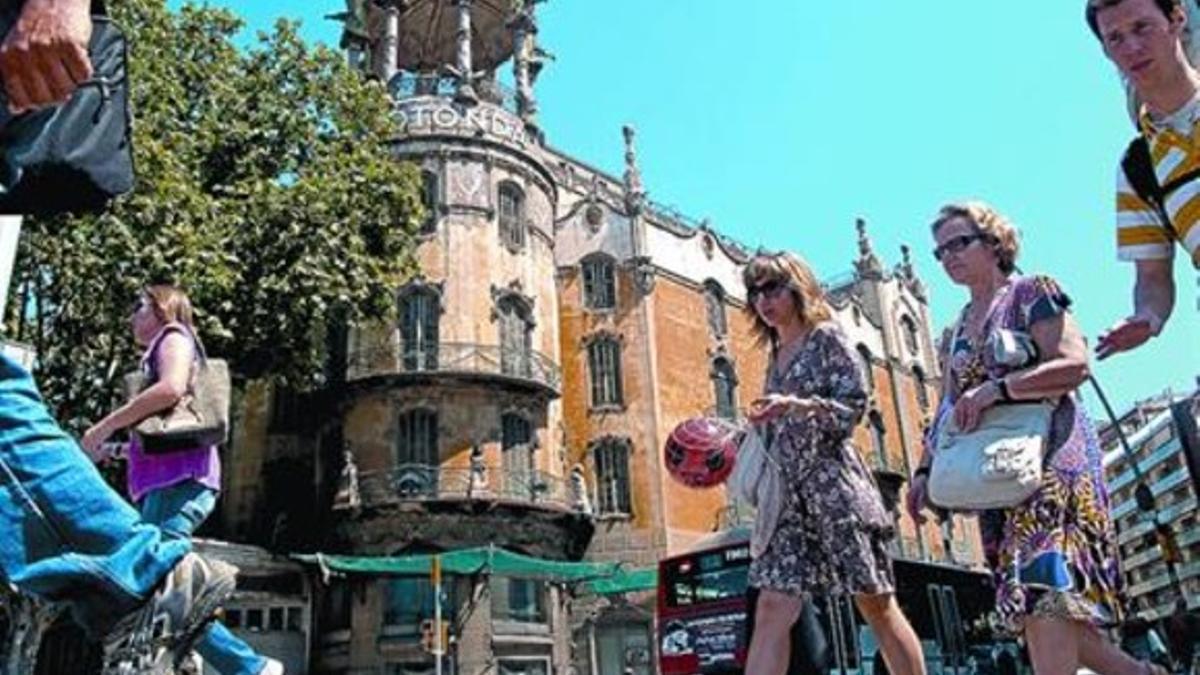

{"left": 907, "top": 201, "right": 1163, "bottom": 675}
{"left": 742, "top": 252, "right": 925, "bottom": 675}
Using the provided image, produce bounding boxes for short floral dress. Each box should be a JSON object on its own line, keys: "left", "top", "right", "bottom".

{"left": 928, "top": 275, "right": 1125, "bottom": 633}
{"left": 748, "top": 322, "right": 896, "bottom": 597}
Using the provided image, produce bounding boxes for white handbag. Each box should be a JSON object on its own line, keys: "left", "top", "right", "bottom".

{"left": 728, "top": 429, "right": 783, "bottom": 557}
{"left": 928, "top": 401, "right": 1055, "bottom": 511}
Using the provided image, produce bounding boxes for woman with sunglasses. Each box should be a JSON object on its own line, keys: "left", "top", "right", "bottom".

{"left": 81, "top": 284, "right": 285, "bottom": 675}
{"left": 908, "top": 202, "right": 1157, "bottom": 675}
{"left": 741, "top": 252, "right": 925, "bottom": 675}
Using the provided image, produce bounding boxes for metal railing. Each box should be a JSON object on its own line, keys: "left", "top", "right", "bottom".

{"left": 357, "top": 463, "right": 584, "bottom": 512}
{"left": 346, "top": 341, "right": 561, "bottom": 393}
{"left": 1118, "top": 496, "right": 1198, "bottom": 545}
{"left": 1108, "top": 437, "right": 1182, "bottom": 493}
{"left": 388, "top": 72, "right": 520, "bottom": 114}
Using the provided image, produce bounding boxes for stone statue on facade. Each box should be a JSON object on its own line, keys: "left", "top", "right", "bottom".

{"left": 333, "top": 449, "right": 362, "bottom": 512}
{"left": 570, "top": 464, "right": 592, "bottom": 514}
{"left": 469, "top": 444, "right": 490, "bottom": 496}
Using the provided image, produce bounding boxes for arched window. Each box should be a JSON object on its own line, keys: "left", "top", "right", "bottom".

{"left": 420, "top": 170, "right": 439, "bottom": 234}
{"left": 704, "top": 280, "right": 728, "bottom": 338}
{"left": 582, "top": 254, "right": 617, "bottom": 310}
{"left": 498, "top": 182, "right": 526, "bottom": 250}
{"left": 711, "top": 357, "right": 738, "bottom": 420}
{"left": 399, "top": 288, "right": 440, "bottom": 371}
{"left": 900, "top": 315, "right": 920, "bottom": 356}
{"left": 587, "top": 337, "right": 623, "bottom": 407}
{"left": 592, "top": 437, "right": 632, "bottom": 516}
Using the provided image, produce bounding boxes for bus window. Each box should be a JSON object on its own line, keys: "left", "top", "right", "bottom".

{"left": 664, "top": 547, "right": 750, "bottom": 608}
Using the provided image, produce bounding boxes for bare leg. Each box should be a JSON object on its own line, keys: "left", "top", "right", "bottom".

{"left": 1025, "top": 617, "right": 1081, "bottom": 675}
{"left": 854, "top": 593, "right": 926, "bottom": 675}
{"left": 745, "top": 590, "right": 803, "bottom": 675}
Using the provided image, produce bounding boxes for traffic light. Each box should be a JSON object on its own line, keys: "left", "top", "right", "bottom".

{"left": 420, "top": 619, "right": 450, "bottom": 654}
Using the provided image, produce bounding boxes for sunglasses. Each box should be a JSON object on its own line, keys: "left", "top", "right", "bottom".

{"left": 932, "top": 234, "right": 988, "bottom": 261}
{"left": 747, "top": 279, "right": 789, "bottom": 302}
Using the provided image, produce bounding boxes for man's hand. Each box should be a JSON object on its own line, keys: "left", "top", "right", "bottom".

{"left": 1096, "top": 314, "right": 1157, "bottom": 360}
{"left": 0, "top": 0, "right": 93, "bottom": 114}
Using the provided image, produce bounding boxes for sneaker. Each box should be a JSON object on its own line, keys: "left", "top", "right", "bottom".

{"left": 101, "top": 552, "right": 238, "bottom": 675}
{"left": 260, "top": 657, "right": 285, "bottom": 675}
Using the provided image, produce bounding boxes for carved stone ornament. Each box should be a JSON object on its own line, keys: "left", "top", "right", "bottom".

{"left": 584, "top": 202, "right": 605, "bottom": 233}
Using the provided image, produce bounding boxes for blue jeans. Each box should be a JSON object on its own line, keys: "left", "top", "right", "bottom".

{"left": 141, "top": 481, "right": 267, "bottom": 675}
{"left": 0, "top": 353, "right": 189, "bottom": 637}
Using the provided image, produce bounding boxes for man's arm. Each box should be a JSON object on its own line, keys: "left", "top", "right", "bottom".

{"left": 1097, "top": 258, "right": 1175, "bottom": 359}
{"left": 0, "top": 0, "right": 92, "bottom": 114}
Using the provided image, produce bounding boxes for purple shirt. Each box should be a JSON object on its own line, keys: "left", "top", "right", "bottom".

{"left": 126, "top": 324, "right": 221, "bottom": 502}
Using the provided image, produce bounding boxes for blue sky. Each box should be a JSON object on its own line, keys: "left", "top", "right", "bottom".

{"left": 185, "top": 0, "right": 1198, "bottom": 414}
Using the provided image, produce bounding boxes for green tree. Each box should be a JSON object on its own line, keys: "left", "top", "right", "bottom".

{"left": 5, "top": 0, "right": 422, "bottom": 431}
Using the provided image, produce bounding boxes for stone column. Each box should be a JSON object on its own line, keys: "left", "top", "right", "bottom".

{"left": 510, "top": 11, "right": 538, "bottom": 127}
{"left": 380, "top": 5, "right": 400, "bottom": 84}
{"left": 454, "top": 0, "right": 478, "bottom": 103}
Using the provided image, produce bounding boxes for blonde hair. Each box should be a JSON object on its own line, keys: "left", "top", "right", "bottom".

{"left": 930, "top": 201, "right": 1021, "bottom": 274}
{"left": 143, "top": 284, "right": 195, "bottom": 329}
{"left": 741, "top": 252, "right": 832, "bottom": 348}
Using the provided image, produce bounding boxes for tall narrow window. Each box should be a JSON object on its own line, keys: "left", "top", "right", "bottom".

{"left": 501, "top": 413, "right": 534, "bottom": 499}
{"left": 704, "top": 280, "right": 728, "bottom": 338}
{"left": 582, "top": 255, "right": 617, "bottom": 310}
{"left": 420, "top": 170, "right": 439, "bottom": 235}
{"left": 856, "top": 344, "right": 875, "bottom": 393}
{"left": 869, "top": 410, "right": 887, "bottom": 469}
{"left": 396, "top": 409, "right": 438, "bottom": 466}
{"left": 913, "top": 365, "right": 930, "bottom": 411}
{"left": 498, "top": 296, "right": 533, "bottom": 378}
{"left": 900, "top": 315, "right": 920, "bottom": 356}
{"left": 711, "top": 357, "right": 738, "bottom": 420}
{"left": 593, "top": 438, "right": 632, "bottom": 516}
{"left": 498, "top": 182, "right": 525, "bottom": 250}
{"left": 399, "top": 289, "right": 439, "bottom": 371}
{"left": 587, "top": 337, "right": 623, "bottom": 407}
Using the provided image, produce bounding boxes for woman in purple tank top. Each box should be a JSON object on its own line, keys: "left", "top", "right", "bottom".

{"left": 82, "top": 284, "right": 283, "bottom": 675}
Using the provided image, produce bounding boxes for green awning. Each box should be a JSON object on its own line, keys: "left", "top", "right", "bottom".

{"left": 294, "top": 547, "right": 622, "bottom": 584}
{"left": 583, "top": 567, "right": 658, "bottom": 595}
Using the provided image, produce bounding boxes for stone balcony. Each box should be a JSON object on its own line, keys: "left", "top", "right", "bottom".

{"left": 345, "top": 341, "right": 561, "bottom": 398}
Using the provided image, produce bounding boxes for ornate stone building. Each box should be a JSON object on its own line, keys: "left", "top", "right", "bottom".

{"left": 213, "top": 2, "right": 987, "bottom": 674}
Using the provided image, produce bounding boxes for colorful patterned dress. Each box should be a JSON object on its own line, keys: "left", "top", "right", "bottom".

{"left": 748, "top": 322, "right": 896, "bottom": 597}
{"left": 929, "top": 275, "right": 1125, "bottom": 633}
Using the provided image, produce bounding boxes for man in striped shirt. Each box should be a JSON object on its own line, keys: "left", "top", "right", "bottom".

{"left": 1089, "top": 0, "right": 1200, "bottom": 359}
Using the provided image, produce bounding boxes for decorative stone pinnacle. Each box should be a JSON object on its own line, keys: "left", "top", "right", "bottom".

{"left": 622, "top": 124, "right": 645, "bottom": 211}
{"left": 854, "top": 217, "right": 884, "bottom": 279}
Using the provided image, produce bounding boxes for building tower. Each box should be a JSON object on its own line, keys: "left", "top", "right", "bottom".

{"left": 314, "top": 2, "right": 593, "bottom": 673}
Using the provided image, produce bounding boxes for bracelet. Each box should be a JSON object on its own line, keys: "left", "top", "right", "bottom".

{"left": 914, "top": 465, "right": 931, "bottom": 479}
{"left": 996, "top": 377, "right": 1013, "bottom": 402}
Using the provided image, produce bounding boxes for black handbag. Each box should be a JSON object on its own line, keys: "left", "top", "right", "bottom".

{"left": 0, "top": 4, "right": 133, "bottom": 215}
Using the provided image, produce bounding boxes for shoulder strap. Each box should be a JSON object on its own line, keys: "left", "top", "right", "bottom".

{"left": 1122, "top": 136, "right": 1183, "bottom": 239}
{"left": 1123, "top": 136, "right": 1165, "bottom": 217}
